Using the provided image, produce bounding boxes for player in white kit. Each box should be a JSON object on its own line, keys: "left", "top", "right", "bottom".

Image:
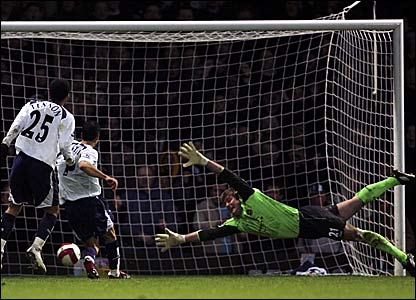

{"left": 0, "top": 79, "right": 75, "bottom": 273}
{"left": 57, "top": 120, "right": 130, "bottom": 279}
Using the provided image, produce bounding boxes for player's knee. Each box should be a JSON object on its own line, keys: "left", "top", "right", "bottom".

{"left": 6, "top": 203, "right": 22, "bottom": 216}
{"left": 355, "top": 229, "right": 380, "bottom": 247}
{"left": 342, "top": 223, "right": 361, "bottom": 241}
{"left": 84, "top": 236, "right": 99, "bottom": 250}
{"left": 44, "top": 205, "right": 59, "bottom": 216}
{"left": 351, "top": 228, "right": 363, "bottom": 241}
{"left": 345, "top": 226, "right": 369, "bottom": 242}
{"left": 103, "top": 228, "right": 117, "bottom": 243}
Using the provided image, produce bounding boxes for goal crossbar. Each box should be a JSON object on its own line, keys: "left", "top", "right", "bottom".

{"left": 1, "top": 20, "right": 404, "bottom": 32}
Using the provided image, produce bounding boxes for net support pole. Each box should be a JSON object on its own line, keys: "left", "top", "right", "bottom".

{"left": 393, "top": 20, "right": 405, "bottom": 276}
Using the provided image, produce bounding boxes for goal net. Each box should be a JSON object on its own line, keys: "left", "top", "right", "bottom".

{"left": 1, "top": 18, "right": 405, "bottom": 276}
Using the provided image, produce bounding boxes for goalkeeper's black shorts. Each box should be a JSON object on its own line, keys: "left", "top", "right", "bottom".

{"left": 298, "top": 205, "right": 345, "bottom": 240}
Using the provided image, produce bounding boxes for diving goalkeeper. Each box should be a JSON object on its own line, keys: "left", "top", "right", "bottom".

{"left": 155, "top": 142, "right": 415, "bottom": 276}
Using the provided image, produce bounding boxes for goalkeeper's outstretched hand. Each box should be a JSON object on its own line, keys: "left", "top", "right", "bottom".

{"left": 178, "top": 141, "right": 209, "bottom": 167}
{"left": 155, "top": 228, "right": 186, "bottom": 253}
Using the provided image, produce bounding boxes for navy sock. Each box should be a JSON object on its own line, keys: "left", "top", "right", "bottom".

{"left": 1, "top": 213, "right": 16, "bottom": 241}
{"left": 105, "top": 240, "right": 120, "bottom": 270}
{"left": 36, "top": 213, "right": 57, "bottom": 241}
{"left": 82, "top": 247, "right": 97, "bottom": 261}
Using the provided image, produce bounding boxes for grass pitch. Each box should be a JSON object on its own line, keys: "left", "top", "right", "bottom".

{"left": 1, "top": 275, "right": 414, "bottom": 299}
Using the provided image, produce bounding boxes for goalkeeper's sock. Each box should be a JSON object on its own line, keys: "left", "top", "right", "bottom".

{"left": 357, "top": 229, "right": 407, "bottom": 264}
{"left": 1, "top": 213, "right": 16, "bottom": 241}
{"left": 36, "top": 213, "right": 56, "bottom": 241}
{"left": 355, "top": 177, "right": 400, "bottom": 205}
{"left": 105, "top": 240, "right": 120, "bottom": 271}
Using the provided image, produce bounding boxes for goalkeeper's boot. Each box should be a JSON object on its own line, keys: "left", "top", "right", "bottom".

{"left": 108, "top": 269, "right": 131, "bottom": 279}
{"left": 402, "top": 253, "right": 415, "bottom": 277}
{"left": 84, "top": 256, "right": 99, "bottom": 279}
{"left": 26, "top": 245, "right": 47, "bottom": 274}
{"left": 391, "top": 169, "right": 415, "bottom": 185}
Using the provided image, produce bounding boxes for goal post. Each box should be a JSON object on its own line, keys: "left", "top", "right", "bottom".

{"left": 1, "top": 19, "right": 406, "bottom": 276}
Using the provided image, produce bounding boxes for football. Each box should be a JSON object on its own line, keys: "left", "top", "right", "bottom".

{"left": 57, "top": 243, "right": 81, "bottom": 267}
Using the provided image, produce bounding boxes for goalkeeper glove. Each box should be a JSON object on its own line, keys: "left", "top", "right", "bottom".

{"left": 178, "top": 141, "right": 209, "bottom": 167}
{"left": 155, "top": 228, "right": 186, "bottom": 253}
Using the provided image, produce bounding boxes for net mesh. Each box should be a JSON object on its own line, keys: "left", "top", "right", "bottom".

{"left": 1, "top": 18, "right": 397, "bottom": 276}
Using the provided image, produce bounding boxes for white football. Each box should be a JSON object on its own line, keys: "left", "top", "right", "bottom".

{"left": 57, "top": 243, "right": 81, "bottom": 267}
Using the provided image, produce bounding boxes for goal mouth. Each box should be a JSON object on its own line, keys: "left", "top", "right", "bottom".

{"left": 1, "top": 18, "right": 404, "bottom": 276}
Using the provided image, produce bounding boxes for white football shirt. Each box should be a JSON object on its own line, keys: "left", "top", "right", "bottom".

{"left": 2, "top": 100, "right": 75, "bottom": 168}
{"left": 57, "top": 140, "right": 101, "bottom": 203}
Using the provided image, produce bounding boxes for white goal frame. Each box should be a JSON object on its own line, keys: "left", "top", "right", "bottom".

{"left": 1, "top": 19, "right": 406, "bottom": 275}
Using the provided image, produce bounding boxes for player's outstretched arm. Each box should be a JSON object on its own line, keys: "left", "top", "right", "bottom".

{"left": 79, "top": 160, "right": 118, "bottom": 191}
{"left": 155, "top": 225, "right": 241, "bottom": 252}
{"left": 178, "top": 141, "right": 253, "bottom": 198}
{"left": 178, "top": 141, "right": 224, "bottom": 174}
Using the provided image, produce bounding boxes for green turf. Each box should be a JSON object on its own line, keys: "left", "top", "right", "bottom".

{"left": 1, "top": 275, "right": 414, "bottom": 299}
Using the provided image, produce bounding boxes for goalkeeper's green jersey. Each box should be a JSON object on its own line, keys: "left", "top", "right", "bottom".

{"left": 197, "top": 168, "right": 300, "bottom": 242}
{"left": 223, "top": 188, "right": 299, "bottom": 238}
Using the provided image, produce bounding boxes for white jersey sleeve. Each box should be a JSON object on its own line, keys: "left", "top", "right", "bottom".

{"left": 57, "top": 140, "right": 102, "bottom": 202}
{"left": 10, "top": 100, "right": 74, "bottom": 168}
{"left": 58, "top": 107, "right": 75, "bottom": 163}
